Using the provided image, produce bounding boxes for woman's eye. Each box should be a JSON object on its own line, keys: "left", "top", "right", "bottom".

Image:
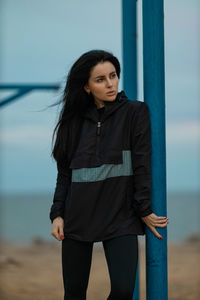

{"left": 96, "top": 74, "right": 116, "bottom": 82}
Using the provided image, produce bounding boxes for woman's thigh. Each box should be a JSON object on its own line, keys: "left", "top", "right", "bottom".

{"left": 62, "top": 237, "right": 94, "bottom": 298}
{"left": 102, "top": 234, "right": 138, "bottom": 299}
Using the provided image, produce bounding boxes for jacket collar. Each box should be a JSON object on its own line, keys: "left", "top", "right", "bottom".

{"left": 82, "top": 90, "right": 129, "bottom": 123}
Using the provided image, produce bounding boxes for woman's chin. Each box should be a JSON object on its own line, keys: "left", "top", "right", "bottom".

{"left": 104, "top": 93, "right": 117, "bottom": 101}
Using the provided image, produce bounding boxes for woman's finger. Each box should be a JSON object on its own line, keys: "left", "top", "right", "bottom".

{"left": 155, "top": 219, "right": 169, "bottom": 224}
{"left": 150, "top": 227, "right": 163, "bottom": 239}
{"left": 52, "top": 229, "right": 59, "bottom": 241}
{"left": 51, "top": 224, "right": 61, "bottom": 241}
{"left": 51, "top": 230, "right": 58, "bottom": 240}
{"left": 155, "top": 221, "right": 168, "bottom": 228}
{"left": 56, "top": 225, "right": 62, "bottom": 241}
{"left": 147, "top": 219, "right": 165, "bottom": 227}
{"left": 145, "top": 223, "right": 163, "bottom": 239}
{"left": 58, "top": 225, "right": 64, "bottom": 240}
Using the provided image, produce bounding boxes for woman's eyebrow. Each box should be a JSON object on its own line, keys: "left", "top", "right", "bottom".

{"left": 94, "top": 71, "right": 116, "bottom": 79}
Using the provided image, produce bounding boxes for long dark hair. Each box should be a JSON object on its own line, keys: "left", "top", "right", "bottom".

{"left": 50, "top": 49, "right": 121, "bottom": 168}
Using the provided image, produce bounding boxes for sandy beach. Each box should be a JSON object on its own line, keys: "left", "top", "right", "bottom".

{"left": 0, "top": 235, "right": 199, "bottom": 300}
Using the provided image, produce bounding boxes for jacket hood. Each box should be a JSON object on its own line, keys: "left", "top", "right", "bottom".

{"left": 82, "top": 90, "right": 129, "bottom": 123}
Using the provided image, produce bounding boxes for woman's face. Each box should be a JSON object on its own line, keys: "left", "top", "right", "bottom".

{"left": 84, "top": 61, "right": 119, "bottom": 107}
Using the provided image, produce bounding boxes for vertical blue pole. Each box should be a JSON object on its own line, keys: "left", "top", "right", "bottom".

{"left": 122, "top": 1, "right": 139, "bottom": 300}
{"left": 142, "top": 1, "right": 168, "bottom": 300}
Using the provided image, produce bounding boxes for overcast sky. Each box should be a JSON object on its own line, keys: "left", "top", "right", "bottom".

{"left": 0, "top": 0, "right": 199, "bottom": 194}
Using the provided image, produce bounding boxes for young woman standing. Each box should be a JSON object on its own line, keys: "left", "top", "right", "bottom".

{"left": 49, "top": 50, "right": 168, "bottom": 300}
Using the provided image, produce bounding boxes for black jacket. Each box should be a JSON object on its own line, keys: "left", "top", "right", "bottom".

{"left": 49, "top": 90, "right": 153, "bottom": 242}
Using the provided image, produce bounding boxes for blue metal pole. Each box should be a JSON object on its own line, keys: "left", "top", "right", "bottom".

{"left": 122, "top": 1, "right": 139, "bottom": 300}
{"left": 0, "top": 84, "right": 60, "bottom": 108}
{"left": 142, "top": 1, "right": 168, "bottom": 300}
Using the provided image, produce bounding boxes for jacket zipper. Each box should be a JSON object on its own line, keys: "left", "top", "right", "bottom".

{"left": 96, "top": 121, "right": 101, "bottom": 156}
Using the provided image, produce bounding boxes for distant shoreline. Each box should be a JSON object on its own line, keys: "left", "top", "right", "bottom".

{"left": 1, "top": 231, "right": 200, "bottom": 249}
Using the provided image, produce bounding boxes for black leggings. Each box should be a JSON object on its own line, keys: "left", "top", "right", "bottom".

{"left": 61, "top": 234, "right": 138, "bottom": 300}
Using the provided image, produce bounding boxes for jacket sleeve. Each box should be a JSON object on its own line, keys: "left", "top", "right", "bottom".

{"left": 49, "top": 161, "right": 72, "bottom": 223}
{"left": 131, "top": 101, "right": 153, "bottom": 217}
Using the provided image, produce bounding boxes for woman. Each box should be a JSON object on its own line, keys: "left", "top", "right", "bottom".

{"left": 49, "top": 50, "right": 168, "bottom": 300}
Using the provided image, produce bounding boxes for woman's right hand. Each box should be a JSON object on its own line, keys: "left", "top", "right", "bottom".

{"left": 51, "top": 216, "right": 65, "bottom": 241}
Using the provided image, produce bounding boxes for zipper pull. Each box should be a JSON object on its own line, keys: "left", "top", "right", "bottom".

{"left": 97, "top": 121, "right": 101, "bottom": 135}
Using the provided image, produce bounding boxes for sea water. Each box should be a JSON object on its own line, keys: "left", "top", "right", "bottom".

{"left": 0, "top": 191, "right": 199, "bottom": 244}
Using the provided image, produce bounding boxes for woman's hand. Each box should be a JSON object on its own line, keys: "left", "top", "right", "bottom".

{"left": 51, "top": 216, "right": 65, "bottom": 241}
{"left": 141, "top": 212, "right": 169, "bottom": 239}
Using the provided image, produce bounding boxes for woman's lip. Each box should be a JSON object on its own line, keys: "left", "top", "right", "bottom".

{"left": 106, "top": 91, "right": 115, "bottom": 95}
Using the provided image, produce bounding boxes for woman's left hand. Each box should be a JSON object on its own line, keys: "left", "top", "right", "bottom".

{"left": 141, "top": 213, "right": 168, "bottom": 239}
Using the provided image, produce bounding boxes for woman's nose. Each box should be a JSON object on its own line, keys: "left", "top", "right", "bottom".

{"left": 106, "top": 79, "right": 113, "bottom": 87}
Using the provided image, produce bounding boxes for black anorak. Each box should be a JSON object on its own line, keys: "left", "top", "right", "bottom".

{"left": 49, "top": 90, "right": 153, "bottom": 242}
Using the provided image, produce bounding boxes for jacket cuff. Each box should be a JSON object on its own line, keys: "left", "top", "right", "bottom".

{"left": 49, "top": 211, "right": 64, "bottom": 224}
{"left": 137, "top": 207, "right": 153, "bottom": 218}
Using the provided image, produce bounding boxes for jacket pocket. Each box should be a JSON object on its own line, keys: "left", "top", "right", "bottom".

{"left": 69, "top": 151, "right": 92, "bottom": 169}
{"left": 100, "top": 149, "right": 123, "bottom": 164}
{"left": 69, "top": 149, "right": 123, "bottom": 169}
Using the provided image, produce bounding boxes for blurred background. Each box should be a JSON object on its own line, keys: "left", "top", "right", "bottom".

{"left": 0, "top": 1, "right": 199, "bottom": 300}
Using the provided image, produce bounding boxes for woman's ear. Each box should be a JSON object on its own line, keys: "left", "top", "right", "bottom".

{"left": 84, "top": 84, "right": 90, "bottom": 94}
